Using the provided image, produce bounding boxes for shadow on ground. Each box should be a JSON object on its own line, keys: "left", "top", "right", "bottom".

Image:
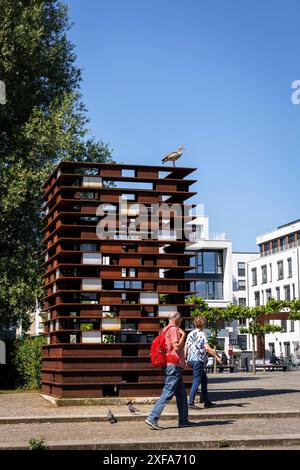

{"left": 206, "top": 388, "right": 300, "bottom": 401}
{"left": 163, "top": 420, "right": 235, "bottom": 430}
{"left": 203, "top": 402, "right": 250, "bottom": 408}
{"left": 207, "top": 376, "right": 264, "bottom": 384}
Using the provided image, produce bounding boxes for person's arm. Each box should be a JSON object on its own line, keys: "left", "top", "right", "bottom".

{"left": 204, "top": 343, "right": 222, "bottom": 364}
{"left": 172, "top": 328, "right": 186, "bottom": 353}
{"left": 184, "top": 343, "right": 188, "bottom": 360}
{"left": 184, "top": 334, "right": 190, "bottom": 359}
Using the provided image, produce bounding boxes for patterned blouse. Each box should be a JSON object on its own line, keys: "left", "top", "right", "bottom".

{"left": 186, "top": 329, "right": 208, "bottom": 362}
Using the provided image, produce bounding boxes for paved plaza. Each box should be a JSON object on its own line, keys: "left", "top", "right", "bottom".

{"left": 1, "top": 371, "right": 300, "bottom": 449}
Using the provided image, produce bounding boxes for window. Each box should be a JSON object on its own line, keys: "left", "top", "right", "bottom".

{"left": 266, "top": 289, "right": 272, "bottom": 302}
{"left": 80, "top": 243, "right": 97, "bottom": 251}
{"left": 261, "top": 265, "right": 267, "bottom": 284}
{"left": 114, "top": 281, "right": 124, "bottom": 289}
{"left": 293, "top": 284, "right": 295, "bottom": 299}
{"left": 204, "top": 252, "right": 216, "bottom": 273}
{"left": 269, "top": 342, "right": 275, "bottom": 355}
{"left": 264, "top": 243, "right": 270, "bottom": 255}
{"left": 238, "top": 280, "right": 246, "bottom": 291}
{"left": 284, "top": 342, "right": 290, "bottom": 357}
{"left": 195, "top": 281, "right": 223, "bottom": 300}
{"left": 272, "top": 240, "right": 278, "bottom": 254}
{"left": 269, "top": 263, "right": 272, "bottom": 282}
{"left": 288, "top": 234, "right": 295, "bottom": 248}
{"left": 280, "top": 237, "right": 286, "bottom": 251}
{"left": 122, "top": 169, "right": 135, "bottom": 178}
{"left": 128, "top": 281, "right": 141, "bottom": 289}
{"left": 121, "top": 193, "right": 135, "bottom": 201}
{"left": 239, "top": 318, "right": 246, "bottom": 326}
{"left": 276, "top": 286, "right": 280, "bottom": 300}
{"left": 197, "top": 253, "right": 203, "bottom": 273}
{"left": 196, "top": 251, "right": 223, "bottom": 274}
{"left": 114, "top": 280, "right": 142, "bottom": 289}
{"left": 238, "top": 335, "right": 247, "bottom": 350}
{"left": 238, "top": 298, "right": 246, "bottom": 306}
{"left": 216, "top": 252, "right": 223, "bottom": 274}
{"left": 284, "top": 285, "right": 291, "bottom": 301}
{"left": 290, "top": 320, "right": 295, "bottom": 332}
{"left": 254, "top": 291, "right": 260, "bottom": 306}
{"left": 252, "top": 268, "right": 257, "bottom": 286}
{"left": 129, "top": 268, "right": 136, "bottom": 278}
{"left": 277, "top": 261, "right": 284, "bottom": 280}
{"left": 238, "top": 262, "right": 246, "bottom": 277}
{"left": 287, "top": 258, "right": 292, "bottom": 278}
{"left": 281, "top": 320, "right": 287, "bottom": 332}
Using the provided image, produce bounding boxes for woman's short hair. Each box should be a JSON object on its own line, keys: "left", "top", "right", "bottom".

{"left": 194, "top": 316, "right": 206, "bottom": 329}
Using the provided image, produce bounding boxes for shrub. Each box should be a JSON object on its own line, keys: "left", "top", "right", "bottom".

{"left": 13, "top": 335, "right": 47, "bottom": 390}
{"left": 28, "top": 438, "right": 47, "bottom": 450}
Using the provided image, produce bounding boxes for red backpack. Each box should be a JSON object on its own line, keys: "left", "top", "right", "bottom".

{"left": 150, "top": 325, "right": 175, "bottom": 367}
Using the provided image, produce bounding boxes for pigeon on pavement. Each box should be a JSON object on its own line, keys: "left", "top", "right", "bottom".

{"left": 127, "top": 401, "right": 140, "bottom": 414}
{"left": 107, "top": 409, "right": 117, "bottom": 423}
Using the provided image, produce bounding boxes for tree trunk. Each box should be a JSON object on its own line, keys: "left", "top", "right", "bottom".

{"left": 261, "top": 335, "right": 266, "bottom": 368}
{"left": 252, "top": 334, "right": 256, "bottom": 375}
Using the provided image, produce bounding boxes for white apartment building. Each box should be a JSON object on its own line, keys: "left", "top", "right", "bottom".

{"left": 231, "top": 252, "right": 259, "bottom": 351}
{"left": 248, "top": 220, "right": 300, "bottom": 359}
{"left": 187, "top": 209, "right": 257, "bottom": 354}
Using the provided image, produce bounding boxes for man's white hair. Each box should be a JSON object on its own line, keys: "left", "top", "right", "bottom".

{"left": 169, "top": 311, "right": 180, "bottom": 320}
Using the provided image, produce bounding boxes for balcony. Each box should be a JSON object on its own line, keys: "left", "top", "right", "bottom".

{"left": 189, "top": 231, "right": 227, "bottom": 242}
{"left": 260, "top": 239, "right": 300, "bottom": 257}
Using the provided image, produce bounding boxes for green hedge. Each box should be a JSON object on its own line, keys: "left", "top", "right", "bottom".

{"left": 13, "top": 335, "right": 47, "bottom": 390}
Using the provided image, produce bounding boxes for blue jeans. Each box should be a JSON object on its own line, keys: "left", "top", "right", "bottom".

{"left": 147, "top": 365, "right": 188, "bottom": 425}
{"left": 188, "top": 360, "right": 209, "bottom": 405}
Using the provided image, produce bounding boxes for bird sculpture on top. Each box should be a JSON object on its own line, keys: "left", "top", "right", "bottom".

{"left": 162, "top": 145, "right": 184, "bottom": 167}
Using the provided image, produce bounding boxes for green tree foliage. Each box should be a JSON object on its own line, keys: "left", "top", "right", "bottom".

{"left": 13, "top": 335, "right": 47, "bottom": 389}
{"left": 0, "top": 0, "right": 113, "bottom": 327}
{"left": 186, "top": 296, "right": 300, "bottom": 373}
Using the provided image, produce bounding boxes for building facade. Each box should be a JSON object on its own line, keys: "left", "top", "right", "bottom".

{"left": 187, "top": 211, "right": 232, "bottom": 309}
{"left": 232, "top": 252, "right": 259, "bottom": 351}
{"left": 42, "top": 162, "right": 197, "bottom": 398}
{"left": 187, "top": 211, "right": 258, "bottom": 354}
{"left": 248, "top": 220, "right": 300, "bottom": 359}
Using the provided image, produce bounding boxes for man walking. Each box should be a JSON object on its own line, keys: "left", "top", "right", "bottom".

{"left": 145, "top": 311, "right": 190, "bottom": 430}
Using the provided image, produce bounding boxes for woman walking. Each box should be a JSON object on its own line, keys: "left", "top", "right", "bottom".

{"left": 185, "top": 316, "right": 222, "bottom": 409}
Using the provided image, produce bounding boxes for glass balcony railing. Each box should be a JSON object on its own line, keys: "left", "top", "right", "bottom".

{"left": 189, "top": 231, "right": 227, "bottom": 242}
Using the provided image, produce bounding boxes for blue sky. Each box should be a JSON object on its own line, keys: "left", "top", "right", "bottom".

{"left": 67, "top": 0, "right": 300, "bottom": 251}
